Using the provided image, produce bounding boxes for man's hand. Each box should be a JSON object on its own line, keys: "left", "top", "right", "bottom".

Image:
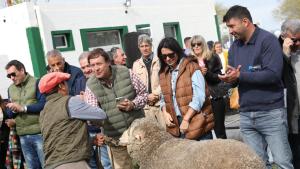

{"left": 94, "top": 133, "right": 105, "bottom": 146}
{"left": 6, "top": 103, "right": 24, "bottom": 113}
{"left": 147, "top": 94, "right": 159, "bottom": 106}
{"left": 180, "top": 119, "right": 189, "bottom": 134}
{"left": 163, "top": 110, "right": 175, "bottom": 127}
{"left": 79, "top": 91, "right": 85, "bottom": 101}
{"left": 5, "top": 119, "right": 16, "bottom": 128}
{"left": 283, "top": 38, "right": 293, "bottom": 57}
{"left": 117, "top": 99, "right": 134, "bottom": 112}
{"left": 219, "top": 65, "right": 241, "bottom": 83}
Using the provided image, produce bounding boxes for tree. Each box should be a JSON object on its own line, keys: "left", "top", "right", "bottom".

{"left": 273, "top": 0, "right": 300, "bottom": 20}
{"left": 215, "top": 2, "right": 228, "bottom": 24}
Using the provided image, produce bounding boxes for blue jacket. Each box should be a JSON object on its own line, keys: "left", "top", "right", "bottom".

{"left": 229, "top": 27, "right": 284, "bottom": 112}
{"left": 64, "top": 62, "right": 86, "bottom": 96}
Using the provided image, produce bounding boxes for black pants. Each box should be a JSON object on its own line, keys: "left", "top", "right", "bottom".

{"left": 0, "top": 129, "right": 9, "bottom": 169}
{"left": 211, "top": 98, "right": 227, "bottom": 139}
{"left": 289, "top": 133, "right": 300, "bottom": 169}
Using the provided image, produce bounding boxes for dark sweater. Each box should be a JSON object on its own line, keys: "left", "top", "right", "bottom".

{"left": 64, "top": 62, "right": 85, "bottom": 96}
{"left": 228, "top": 26, "right": 284, "bottom": 112}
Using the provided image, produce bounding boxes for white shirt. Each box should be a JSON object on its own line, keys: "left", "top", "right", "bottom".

{"left": 218, "top": 52, "right": 226, "bottom": 74}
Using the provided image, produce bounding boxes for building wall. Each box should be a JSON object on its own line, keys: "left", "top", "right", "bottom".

{"left": 0, "top": 3, "right": 38, "bottom": 97}
{"left": 0, "top": 2, "right": 38, "bottom": 74}
{"left": 36, "top": 0, "right": 218, "bottom": 67}
{"left": 0, "top": 0, "right": 218, "bottom": 97}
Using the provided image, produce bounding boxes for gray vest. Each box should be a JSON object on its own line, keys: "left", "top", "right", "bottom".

{"left": 87, "top": 65, "right": 144, "bottom": 138}
{"left": 40, "top": 93, "right": 90, "bottom": 169}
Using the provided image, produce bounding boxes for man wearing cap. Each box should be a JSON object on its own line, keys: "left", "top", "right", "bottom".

{"left": 46, "top": 49, "right": 85, "bottom": 96}
{"left": 5, "top": 60, "right": 45, "bottom": 169}
{"left": 85, "top": 48, "right": 147, "bottom": 169}
{"left": 39, "top": 72, "right": 107, "bottom": 169}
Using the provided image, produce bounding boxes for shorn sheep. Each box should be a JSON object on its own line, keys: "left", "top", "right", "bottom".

{"left": 119, "top": 118, "right": 266, "bottom": 169}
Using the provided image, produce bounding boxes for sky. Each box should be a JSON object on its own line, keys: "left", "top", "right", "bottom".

{"left": 215, "top": 0, "right": 282, "bottom": 32}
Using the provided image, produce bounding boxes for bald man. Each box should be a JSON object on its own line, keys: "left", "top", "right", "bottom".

{"left": 46, "top": 49, "right": 85, "bottom": 96}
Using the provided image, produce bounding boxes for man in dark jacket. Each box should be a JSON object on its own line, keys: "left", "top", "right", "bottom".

{"left": 46, "top": 49, "right": 85, "bottom": 96}
{"left": 280, "top": 19, "right": 300, "bottom": 169}
{"left": 220, "top": 6, "right": 293, "bottom": 169}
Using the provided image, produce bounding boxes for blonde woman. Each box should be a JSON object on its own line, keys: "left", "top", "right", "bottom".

{"left": 190, "top": 35, "right": 227, "bottom": 139}
{"left": 213, "top": 41, "right": 228, "bottom": 74}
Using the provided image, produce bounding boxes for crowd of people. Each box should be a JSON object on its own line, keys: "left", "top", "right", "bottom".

{"left": 0, "top": 4, "right": 300, "bottom": 169}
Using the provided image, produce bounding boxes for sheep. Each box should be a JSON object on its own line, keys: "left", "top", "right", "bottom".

{"left": 119, "top": 118, "right": 266, "bottom": 169}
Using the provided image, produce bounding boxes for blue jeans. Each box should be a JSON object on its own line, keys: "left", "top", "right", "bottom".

{"left": 89, "top": 132, "right": 112, "bottom": 169}
{"left": 240, "top": 108, "right": 293, "bottom": 169}
{"left": 19, "top": 134, "right": 44, "bottom": 169}
{"left": 100, "top": 145, "right": 112, "bottom": 169}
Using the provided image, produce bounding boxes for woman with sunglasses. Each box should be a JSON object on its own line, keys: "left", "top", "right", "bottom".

{"left": 158, "top": 37, "right": 213, "bottom": 140}
{"left": 190, "top": 35, "right": 227, "bottom": 139}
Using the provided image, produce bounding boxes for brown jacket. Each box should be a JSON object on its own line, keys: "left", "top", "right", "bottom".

{"left": 160, "top": 57, "right": 214, "bottom": 139}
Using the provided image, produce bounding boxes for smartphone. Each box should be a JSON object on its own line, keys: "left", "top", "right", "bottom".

{"left": 115, "top": 97, "right": 125, "bottom": 102}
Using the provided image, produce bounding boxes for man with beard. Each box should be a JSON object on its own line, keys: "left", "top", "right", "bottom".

{"left": 219, "top": 5, "right": 293, "bottom": 169}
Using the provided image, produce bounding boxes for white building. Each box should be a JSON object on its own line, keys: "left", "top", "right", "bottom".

{"left": 0, "top": 0, "right": 219, "bottom": 97}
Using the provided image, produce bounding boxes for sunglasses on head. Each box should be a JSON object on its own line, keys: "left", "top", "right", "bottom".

{"left": 291, "top": 38, "right": 300, "bottom": 43}
{"left": 7, "top": 72, "right": 16, "bottom": 79}
{"left": 191, "top": 42, "right": 202, "bottom": 47}
{"left": 161, "top": 52, "right": 176, "bottom": 60}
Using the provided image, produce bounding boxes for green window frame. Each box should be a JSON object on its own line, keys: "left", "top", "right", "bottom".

{"left": 80, "top": 26, "right": 129, "bottom": 51}
{"left": 163, "top": 22, "right": 183, "bottom": 47}
{"left": 51, "top": 30, "right": 75, "bottom": 52}
{"left": 136, "top": 24, "right": 151, "bottom": 36}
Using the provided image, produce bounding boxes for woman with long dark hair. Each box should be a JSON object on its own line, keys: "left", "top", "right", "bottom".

{"left": 158, "top": 37, "right": 214, "bottom": 140}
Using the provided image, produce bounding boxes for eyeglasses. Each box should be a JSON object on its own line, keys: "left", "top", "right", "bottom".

{"left": 191, "top": 42, "right": 202, "bottom": 47}
{"left": 291, "top": 38, "right": 300, "bottom": 43}
{"left": 7, "top": 72, "right": 16, "bottom": 79}
{"left": 161, "top": 52, "right": 176, "bottom": 60}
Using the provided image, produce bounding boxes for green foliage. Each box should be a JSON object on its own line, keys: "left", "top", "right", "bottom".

{"left": 215, "top": 2, "right": 228, "bottom": 24}
{"left": 273, "top": 0, "right": 300, "bottom": 20}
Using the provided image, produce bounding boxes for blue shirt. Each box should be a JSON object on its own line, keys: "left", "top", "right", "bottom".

{"left": 160, "top": 58, "right": 206, "bottom": 116}
{"left": 228, "top": 26, "right": 284, "bottom": 111}
{"left": 68, "top": 96, "right": 106, "bottom": 121}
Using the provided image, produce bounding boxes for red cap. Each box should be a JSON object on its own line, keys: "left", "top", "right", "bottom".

{"left": 39, "top": 72, "right": 70, "bottom": 94}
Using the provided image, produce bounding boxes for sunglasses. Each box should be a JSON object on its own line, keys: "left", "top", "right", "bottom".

{"left": 161, "top": 52, "right": 176, "bottom": 60}
{"left": 191, "top": 42, "right": 202, "bottom": 47}
{"left": 7, "top": 72, "right": 16, "bottom": 79}
{"left": 291, "top": 38, "right": 300, "bottom": 43}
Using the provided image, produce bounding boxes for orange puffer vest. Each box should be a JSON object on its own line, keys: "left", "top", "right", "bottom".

{"left": 160, "top": 57, "right": 214, "bottom": 139}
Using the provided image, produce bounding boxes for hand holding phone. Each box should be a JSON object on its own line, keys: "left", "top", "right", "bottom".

{"left": 116, "top": 97, "right": 134, "bottom": 112}
{"left": 115, "top": 97, "right": 125, "bottom": 103}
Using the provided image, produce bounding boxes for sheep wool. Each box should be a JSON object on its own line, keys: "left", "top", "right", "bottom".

{"left": 125, "top": 118, "right": 266, "bottom": 169}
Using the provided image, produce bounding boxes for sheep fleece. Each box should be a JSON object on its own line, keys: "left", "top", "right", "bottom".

{"left": 126, "top": 118, "right": 266, "bottom": 169}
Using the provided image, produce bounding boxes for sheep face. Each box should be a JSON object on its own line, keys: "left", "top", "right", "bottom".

{"left": 124, "top": 118, "right": 172, "bottom": 165}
